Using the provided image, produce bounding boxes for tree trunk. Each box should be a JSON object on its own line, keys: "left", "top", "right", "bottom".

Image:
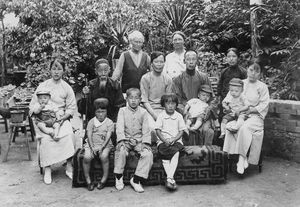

{"left": 250, "top": 8, "right": 259, "bottom": 58}
{"left": 0, "top": 17, "right": 6, "bottom": 86}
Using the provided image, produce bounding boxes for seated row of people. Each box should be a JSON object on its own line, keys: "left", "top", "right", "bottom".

{"left": 82, "top": 89, "right": 186, "bottom": 192}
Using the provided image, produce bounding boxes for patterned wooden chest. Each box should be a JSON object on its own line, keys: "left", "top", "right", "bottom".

{"left": 72, "top": 145, "right": 228, "bottom": 187}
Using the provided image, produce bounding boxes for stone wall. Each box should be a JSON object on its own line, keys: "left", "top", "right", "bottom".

{"left": 264, "top": 100, "right": 300, "bottom": 163}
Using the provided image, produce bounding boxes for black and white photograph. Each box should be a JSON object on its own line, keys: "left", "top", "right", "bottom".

{"left": 0, "top": 0, "right": 299, "bottom": 206}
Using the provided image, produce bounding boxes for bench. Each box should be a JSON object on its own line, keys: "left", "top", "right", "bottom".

{"left": 72, "top": 144, "right": 228, "bottom": 187}
{"left": 72, "top": 76, "right": 229, "bottom": 188}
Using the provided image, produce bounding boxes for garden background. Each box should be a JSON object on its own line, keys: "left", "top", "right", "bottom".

{"left": 0, "top": 0, "right": 299, "bottom": 99}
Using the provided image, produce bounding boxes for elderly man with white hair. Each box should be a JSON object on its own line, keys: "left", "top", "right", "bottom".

{"left": 111, "top": 30, "right": 151, "bottom": 93}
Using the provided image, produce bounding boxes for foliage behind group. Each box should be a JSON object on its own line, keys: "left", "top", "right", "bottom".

{"left": 1, "top": 0, "right": 299, "bottom": 99}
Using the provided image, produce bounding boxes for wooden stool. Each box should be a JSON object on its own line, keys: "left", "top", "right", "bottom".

{"left": 0, "top": 116, "right": 8, "bottom": 132}
{"left": 3, "top": 121, "right": 32, "bottom": 162}
{"left": 11, "top": 116, "right": 35, "bottom": 143}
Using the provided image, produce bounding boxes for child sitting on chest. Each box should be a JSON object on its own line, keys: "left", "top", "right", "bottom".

{"left": 155, "top": 93, "right": 187, "bottom": 191}
{"left": 114, "top": 88, "right": 153, "bottom": 193}
{"left": 82, "top": 98, "right": 114, "bottom": 191}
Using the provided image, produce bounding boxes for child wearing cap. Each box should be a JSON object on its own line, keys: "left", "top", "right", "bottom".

{"left": 31, "top": 90, "right": 63, "bottom": 139}
{"left": 83, "top": 98, "right": 114, "bottom": 191}
{"left": 219, "top": 78, "right": 249, "bottom": 138}
{"left": 183, "top": 85, "right": 213, "bottom": 133}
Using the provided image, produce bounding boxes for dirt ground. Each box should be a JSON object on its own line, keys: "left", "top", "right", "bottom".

{"left": 0, "top": 127, "right": 299, "bottom": 207}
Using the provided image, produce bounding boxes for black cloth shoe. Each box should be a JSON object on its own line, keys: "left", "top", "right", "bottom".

{"left": 172, "top": 181, "right": 177, "bottom": 190}
{"left": 87, "top": 183, "right": 95, "bottom": 191}
{"left": 165, "top": 180, "right": 173, "bottom": 190}
{"left": 97, "top": 182, "right": 105, "bottom": 190}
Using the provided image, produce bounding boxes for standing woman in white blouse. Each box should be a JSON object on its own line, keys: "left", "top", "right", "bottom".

{"left": 30, "top": 58, "right": 76, "bottom": 184}
{"left": 163, "top": 31, "right": 186, "bottom": 79}
{"left": 223, "top": 62, "right": 270, "bottom": 175}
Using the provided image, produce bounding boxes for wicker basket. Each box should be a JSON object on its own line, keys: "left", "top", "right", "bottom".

{"left": 10, "top": 110, "right": 25, "bottom": 123}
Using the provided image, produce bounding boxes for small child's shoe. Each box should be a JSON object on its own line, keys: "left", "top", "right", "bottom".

{"left": 97, "top": 182, "right": 105, "bottom": 190}
{"left": 130, "top": 177, "right": 144, "bottom": 193}
{"left": 87, "top": 183, "right": 95, "bottom": 191}
{"left": 166, "top": 178, "right": 175, "bottom": 190}
{"left": 171, "top": 180, "right": 177, "bottom": 190}
{"left": 165, "top": 180, "right": 173, "bottom": 190}
{"left": 115, "top": 176, "right": 124, "bottom": 191}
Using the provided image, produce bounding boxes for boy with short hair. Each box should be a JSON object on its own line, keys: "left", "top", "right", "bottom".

{"left": 114, "top": 88, "right": 153, "bottom": 193}
{"left": 219, "top": 78, "right": 249, "bottom": 138}
{"left": 31, "top": 90, "right": 63, "bottom": 140}
{"left": 184, "top": 85, "right": 213, "bottom": 132}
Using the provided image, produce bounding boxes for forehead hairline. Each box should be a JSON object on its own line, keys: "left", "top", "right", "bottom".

{"left": 131, "top": 37, "right": 144, "bottom": 41}
{"left": 185, "top": 52, "right": 197, "bottom": 58}
{"left": 173, "top": 34, "right": 184, "bottom": 39}
{"left": 52, "top": 61, "right": 63, "bottom": 68}
{"left": 96, "top": 108, "right": 107, "bottom": 111}
{"left": 96, "top": 64, "right": 110, "bottom": 70}
{"left": 199, "top": 91, "right": 211, "bottom": 95}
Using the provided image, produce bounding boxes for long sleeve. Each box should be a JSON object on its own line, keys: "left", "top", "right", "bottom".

{"left": 217, "top": 67, "right": 227, "bottom": 99}
{"left": 166, "top": 76, "right": 173, "bottom": 93}
{"left": 255, "top": 83, "right": 270, "bottom": 119}
{"left": 140, "top": 74, "right": 150, "bottom": 103}
{"left": 64, "top": 84, "right": 77, "bottom": 116}
{"left": 111, "top": 52, "right": 125, "bottom": 81}
{"left": 163, "top": 56, "right": 169, "bottom": 75}
{"left": 141, "top": 111, "right": 151, "bottom": 144}
{"left": 116, "top": 108, "right": 126, "bottom": 142}
{"left": 172, "top": 76, "right": 184, "bottom": 105}
{"left": 111, "top": 80, "right": 126, "bottom": 108}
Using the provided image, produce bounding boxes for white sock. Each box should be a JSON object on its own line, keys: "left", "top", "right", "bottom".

{"left": 162, "top": 159, "right": 171, "bottom": 178}
{"left": 169, "top": 152, "right": 179, "bottom": 179}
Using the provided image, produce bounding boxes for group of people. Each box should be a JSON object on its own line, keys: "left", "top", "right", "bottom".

{"left": 28, "top": 30, "right": 270, "bottom": 192}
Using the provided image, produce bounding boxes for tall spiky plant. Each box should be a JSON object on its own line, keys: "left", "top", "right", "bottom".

{"left": 106, "top": 20, "right": 130, "bottom": 59}
{"left": 157, "top": 4, "right": 195, "bottom": 34}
